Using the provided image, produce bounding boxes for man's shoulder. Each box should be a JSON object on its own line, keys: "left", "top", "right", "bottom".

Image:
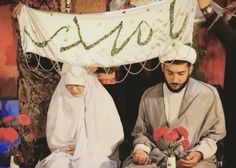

{"left": 142, "top": 83, "right": 163, "bottom": 98}
{"left": 189, "top": 78, "right": 218, "bottom": 95}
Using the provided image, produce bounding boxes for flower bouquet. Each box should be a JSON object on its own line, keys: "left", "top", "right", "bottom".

{"left": 153, "top": 127, "right": 190, "bottom": 168}
{"left": 0, "top": 114, "right": 35, "bottom": 166}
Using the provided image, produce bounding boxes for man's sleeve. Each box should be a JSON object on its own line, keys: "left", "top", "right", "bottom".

{"left": 191, "top": 88, "right": 226, "bottom": 159}
{"left": 131, "top": 95, "right": 155, "bottom": 149}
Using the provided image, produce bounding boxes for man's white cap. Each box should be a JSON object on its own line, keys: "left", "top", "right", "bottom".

{"left": 159, "top": 43, "right": 197, "bottom": 65}
{"left": 60, "top": 63, "right": 88, "bottom": 86}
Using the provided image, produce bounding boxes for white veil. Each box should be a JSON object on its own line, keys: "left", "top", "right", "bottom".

{"left": 46, "top": 64, "right": 124, "bottom": 160}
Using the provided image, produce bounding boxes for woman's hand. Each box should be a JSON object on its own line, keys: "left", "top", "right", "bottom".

{"left": 65, "top": 146, "right": 75, "bottom": 155}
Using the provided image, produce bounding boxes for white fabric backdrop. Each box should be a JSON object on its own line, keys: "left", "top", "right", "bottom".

{"left": 18, "top": 0, "right": 197, "bottom": 67}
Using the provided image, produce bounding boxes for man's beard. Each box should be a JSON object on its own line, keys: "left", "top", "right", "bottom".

{"left": 164, "top": 76, "right": 190, "bottom": 93}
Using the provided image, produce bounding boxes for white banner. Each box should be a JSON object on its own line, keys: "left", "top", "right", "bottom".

{"left": 18, "top": 0, "right": 197, "bottom": 67}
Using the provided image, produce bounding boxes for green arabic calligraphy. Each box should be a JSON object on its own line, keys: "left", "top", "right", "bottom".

{"left": 169, "top": 0, "right": 188, "bottom": 39}
{"left": 24, "top": 17, "right": 153, "bottom": 56}
{"left": 24, "top": 0, "right": 187, "bottom": 56}
{"left": 24, "top": 26, "right": 69, "bottom": 47}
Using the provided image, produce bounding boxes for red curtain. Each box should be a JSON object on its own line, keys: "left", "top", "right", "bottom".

{"left": 0, "top": 4, "right": 17, "bottom": 98}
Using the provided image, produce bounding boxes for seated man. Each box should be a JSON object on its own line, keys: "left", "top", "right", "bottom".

{"left": 35, "top": 64, "right": 124, "bottom": 168}
{"left": 122, "top": 42, "right": 226, "bottom": 168}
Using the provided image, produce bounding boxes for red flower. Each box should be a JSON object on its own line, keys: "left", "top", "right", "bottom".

{"left": 3, "top": 116, "right": 15, "bottom": 123}
{"left": 0, "top": 127, "right": 5, "bottom": 140}
{"left": 0, "top": 114, "right": 34, "bottom": 165}
{"left": 2, "top": 128, "right": 19, "bottom": 143}
{"left": 153, "top": 127, "right": 170, "bottom": 142}
{"left": 18, "top": 114, "right": 31, "bottom": 126}
{"left": 164, "top": 130, "right": 179, "bottom": 142}
{"left": 153, "top": 126, "right": 190, "bottom": 157}
{"left": 181, "top": 139, "right": 190, "bottom": 150}
{"left": 29, "top": 133, "right": 35, "bottom": 142}
{"left": 173, "top": 127, "right": 189, "bottom": 139}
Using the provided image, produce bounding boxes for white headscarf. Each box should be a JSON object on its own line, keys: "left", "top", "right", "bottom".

{"left": 46, "top": 64, "right": 124, "bottom": 159}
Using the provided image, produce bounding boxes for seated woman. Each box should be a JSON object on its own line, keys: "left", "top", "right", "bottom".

{"left": 35, "top": 64, "right": 124, "bottom": 168}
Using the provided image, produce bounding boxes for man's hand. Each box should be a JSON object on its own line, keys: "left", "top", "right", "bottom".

{"left": 132, "top": 149, "right": 151, "bottom": 165}
{"left": 177, "top": 151, "right": 203, "bottom": 168}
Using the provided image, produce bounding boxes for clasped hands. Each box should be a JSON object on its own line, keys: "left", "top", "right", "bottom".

{"left": 65, "top": 146, "right": 75, "bottom": 155}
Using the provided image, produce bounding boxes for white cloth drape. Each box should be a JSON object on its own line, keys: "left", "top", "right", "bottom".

{"left": 37, "top": 64, "right": 124, "bottom": 168}
{"left": 18, "top": 0, "right": 197, "bottom": 67}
